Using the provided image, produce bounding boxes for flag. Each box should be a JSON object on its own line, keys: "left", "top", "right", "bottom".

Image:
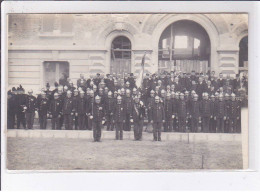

{"left": 136, "top": 52, "right": 146, "bottom": 88}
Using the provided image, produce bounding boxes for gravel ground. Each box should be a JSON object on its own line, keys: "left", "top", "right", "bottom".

{"left": 7, "top": 136, "right": 243, "bottom": 170}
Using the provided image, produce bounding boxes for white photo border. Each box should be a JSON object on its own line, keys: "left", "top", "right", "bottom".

{"left": 1, "top": 1, "right": 260, "bottom": 190}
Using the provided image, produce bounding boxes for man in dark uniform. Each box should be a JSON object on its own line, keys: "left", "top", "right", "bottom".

{"left": 17, "top": 86, "right": 27, "bottom": 129}
{"left": 196, "top": 77, "right": 206, "bottom": 100}
{"left": 94, "top": 73, "right": 101, "bottom": 87}
{"left": 177, "top": 93, "right": 187, "bottom": 132}
{"left": 86, "top": 90, "right": 95, "bottom": 130}
{"left": 48, "top": 92, "right": 62, "bottom": 130}
{"left": 147, "top": 90, "right": 155, "bottom": 123}
{"left": 75, "top": 90, "right": 86, "bottom": 130}
{"left": 73, "top": 89, "right": 79, "bottom": 129}
{"left": 113, "top": 96, "right": 126, "bottom": 140}
{"left": 90, "top": 95, "right": 105, "bottom": 142}
{"left": 190, "top": 94, "right": 201, "bottom": 132}
{"left": 215, "top": 94, "right": 227, "bottom": 133}
{"left": 164, "top": 93, "right": 174, "bottom": 132}
{"left": 150, "top": 96, "right": 165, "bottom": 141}
{"left": 209, "top": 95, "right": 217, "bottom": 132}
{"left": 62, "top": 90, "right": 75, "bottom": 130}
{"left": 200, "top": 93, "right": 212, "bottom": 133}
{"left": 7, "top": 90, "right": 16, "bottom": 129}
{"left": 224, "top": 93, "right": 231, "bottom": 133}
{"left": 38, "top": 92, "right": 49, "bottom": 129}
{"left": 45, "top": 83, "right": 52, "bottom": 101}
{"left": 104, "top": 91, "right": 115, "bottom": 131}
{"left": 50, "top": 82, "right": 59, "bottom": 101}
{"left": 217, "top": 73, "right": 225, "bottom": 88}
{"left": 228, "top": 93, "right": 240, "bottom": 133}
{"left": 24, "top": 89, "right": 37, "bottom": 129}
{"left": 131, "top": 95, "right": 145, "bottom": 140}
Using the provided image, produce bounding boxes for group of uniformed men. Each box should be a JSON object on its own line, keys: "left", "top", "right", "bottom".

{"left": 7, "top": 70, "right": 247, "bottom": 142}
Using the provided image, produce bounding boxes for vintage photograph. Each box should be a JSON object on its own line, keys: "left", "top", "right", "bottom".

{"left": 5, "top": 13, "right": 248, "bottom": 170}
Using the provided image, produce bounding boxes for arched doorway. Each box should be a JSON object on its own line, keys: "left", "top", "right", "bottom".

{"left": 239, "top": 36, "right": 248, "bottom": 73}
{"left": 158, "top": 20, "right": 211, "bottom": 73}
{"left": 110, "top": 36, "right": 131, "bottom": 76}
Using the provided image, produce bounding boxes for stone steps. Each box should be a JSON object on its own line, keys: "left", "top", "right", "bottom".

{"left": 6, "top": 129, "right": 242, "bottom": 142}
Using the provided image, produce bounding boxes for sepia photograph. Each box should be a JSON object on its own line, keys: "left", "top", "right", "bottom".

{"left": 5, "top": 13, "right": 248, "bottom": 171}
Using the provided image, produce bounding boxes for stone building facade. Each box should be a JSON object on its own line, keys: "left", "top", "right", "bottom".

{"left": 8, "top": 14, "right": 248, "bottom": 91}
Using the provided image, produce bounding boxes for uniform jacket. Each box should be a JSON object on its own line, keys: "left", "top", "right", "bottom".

{"left": 228, "top": 100, "right": 240, "bottom": 118}
{"left": 132, "top": 101, "right": 145, "bottom": 121}
{"left": 91, "top": 103, "right": 105, "bottom": 122}
{"left": 75, "top": 97, "right": 86, "bottom": 114}
{"left": 177, "top": 99, "right": 187, "bottom": 118}
{"left": 48, "top": 98, "right": 62, "bottom": 117}
{"left": 164, "top": 99, "right": 174, "bottom": 120}
{"left": 190, "top": 101, "right": 201, "bottom": 119}
{"left": 113, "top": 103, "right": 126, "bottom": 123}
{"left": 200, "top": 99, "right": 212, "bottom": 117}
{"left": 62, "top": 97, "right": 75, "bottom": 115}
{"left": 25, "top": 95, "right": 37, "bottom": 113}
{"left": 104, "top": 97, "right": 116, "bottom": 114}
{"left": 151, "top": 102, "right": 165, "bottom": 122}
{"left": 215, "top": 100, "right": 226, "bottom": 118}
{"left": 38, "top": 97, "right": 49, "bottom": 114}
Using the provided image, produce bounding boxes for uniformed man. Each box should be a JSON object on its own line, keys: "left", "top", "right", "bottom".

{"left": 77, "top": 73, "right": 87, "bottom": 91}
{"left": 48, "top": 92, "right": 62, "bottom": 130}
{"left": 89, "top": 95, "right": 105, "bottom": 142}
{"left": 200, "top": 93, "right": 212, "bottom": 133}
{"left": 210, "top": 95, "right": 217, "bottom": 132}
{"left": 224, "top": 93, "right": 231, "bottom": 133}
{"left": 215, "top": 94, "right": 226, "bottom": 133}
{"left": 147, "top": 90, "right": 155, "bottom": 122}
{"left": 131, "top": 95, "right": 145, "bottom": 140}
{"left": 73, "top": 89, "right": 79, "bottom": 129}
{"left": 150, "top": 96, "right": 165, "bottom": 141}
{"left": 86, "top": 90, "right": 95, "bottom": 130}
{"left": 24, "top": 89, "right": 37, "bottom": 129}
{"left": 38, "top": 92, "right": 49, "bottom": 129}
{"left": 7, "top": 90, "right": 16, "bottom": 129}
{"left": 104, "top": 91, "right": 115, "bottom": 131}
{"left": 190, "top": 94, "right": 201, "bottom": 132}
{"left": 62, "top": 90, "right": 75, "bottom": 130}
{"left": 177, "top": 93, "right": 187, "bottom": 132}
{"left": 75, "top": 90, "right": 86, "bottom": 130}
{"left": 17, "top": 86, "right": 27, "bottom": 129}
{"left": 164, "top": 92, "right": 174, "bottom": 132}
{"left": 228, "top": 93, "right": 240, "bottom": 133}
{"left": 113, "top": 96, "right": 126, "bottom": 140}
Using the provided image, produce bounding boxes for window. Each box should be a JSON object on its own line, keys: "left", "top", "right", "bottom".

{"left": 174, "top": 36, "right": 188, "bottom": 49}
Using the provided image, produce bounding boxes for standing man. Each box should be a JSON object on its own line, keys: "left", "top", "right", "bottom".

{"left": 62, "top": 90, "right": 75, "bottom": 130}
{"left": 190, "top": 94, "right": 201, "bottom": 132}
{"left": 7, "top": 90, "right": 17, "bottom": 129}
{"left": 164, "top": 93, "right": 174, "bottom": 132}
{"left": 215, "top": 94, "right": 226, "bottom": 133}
{"left": 124, "top": 89, "right": 133, "bottom": 131}
{"left": 17, "top": 86, "right": 27, "bottom": 129}
{"left": 228, "top": 93, "right": 240, "bottom": 133}
{"left": 113, "top": 96, "right": 126, "bottom": 140}
{"left": 75, "top": 90, "right": 86, "bottom": 130}
{"left": 48, "top": 93, "right": 62, "bottom": 130}
{"left": 86, "top": 90, "right": 95, "bottom": 130}
{"left": 77, "top": 74, "right": 87, "bottom": 92}
{"left": 104, "top": 91, "right": 115, "bottom": 131}
{"left": 150, "top": 96, "right": 165, "bottom": 141}
{"left": 38, "top": 92, "right": 49, "bottom": 129}
{"left": 131, "top": 95, "right": 145, "bottom": 140}
{"left": 200, "top": 93, "right": 212, "bottom": 133}
{"left": 177, "top": 93, "right": 187, "bottom": 132}
{"left": 90, "top": 95, "right": 105, "bottom": 142}
{"left": 25, "top": 89, "right": 37, "bottom": 129}
{"left": 73, "top": 89, "right": 79, "bottom": 130}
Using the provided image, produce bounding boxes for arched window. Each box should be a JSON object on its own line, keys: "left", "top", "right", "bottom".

{"left": 111, "top": 36, "right": 131, "bottom": 76}
{"left": 158, "top": 20, "right": 210, "bottom": 73}
{"left": 239, "top": 36, "right": 248, "bottom": 70}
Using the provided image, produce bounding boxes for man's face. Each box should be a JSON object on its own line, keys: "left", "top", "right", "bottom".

{"left": 126, "top": 92, "right": 131, "bottom": 97}
{"left": 134, "top": 98, "right": 140, "bottom": 103}
{"left": 95, "top": 99, "right": 100, "bottom": 104}
{"left": 54, "top": 95, "right": 59, "bottom": 100}
{"left": 90, "top": 93, "right": 94, "bottom": 97}
{"left": 28, "top": 92, "right": 33, "bottom": 96}
{"left": 117, "top": 99, "right": 122, "bottom": 104}
{"left": 155, "top": 98, "right": 159, "bottom": 103}
{"left": 67, "top": 93, "right": 72, "bottom": 98}
{"left": 80, "top": 93, "right": 84, "bottom": 98}
{"left": 74, "top": 91, "right": 78, "bottom": 96}
{"left": 180, "top": 95, "right": 184, "bottom": 100}
{"left": 219, "top": 97, "right": 223, "bottom": 101}
{"left": 42, "top": 94, "right": 46, "bottom": 99}
{"left": 194, "top": 97, "right": 198, "bottom": 101}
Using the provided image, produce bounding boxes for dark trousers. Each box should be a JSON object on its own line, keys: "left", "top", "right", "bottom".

{"left": 25, "top": 112, "right": 35, "bottom": 129}
{"left": 165, "top": 119, "right": 173, "bottom": 132}
{"left": 191, "top": 117, "right": 199, "bottom": 132}
{"left": 202, "top": 117, "right": 210, "bottom": 133}
{"left": 93, "top": 121, "right": 102, "bottom": 141}
{"left": 229, "top": 118, "right": 238, "bottom": 133}
{"left": 17, "top": 111, "right": 26, "bottom": 129}
{"left": 224, "top": 119, "right": 229, "bottom": 133}
{"left": 178, "top": 117, "right": 186, "bottom": 132}
{"left": 173, "top": 117, "right": 178, "bottom": 131}
{"left": 115, "top": 122, "right": 124, "bottom": 140}
{"left": 7, "top": 112, "right": 15, "bottom": 129}
{"left": 39, "top": 112, "right": 47, "bottom": 129}
{"left": 152, "top": 122, "right": 162, "bottom": 141}
{"left": 88, "top": 116, "right": 93, "bottom": 130}
{"left": 59, "top": 115, "right": 64, "bottom": 129}
{"left": 51, "top": 116, "right": 60, "bottom": 130}
{"left": 134, "top": 120, "right": 143, "bottom": 140}
{"left": 210, "top": 118, "right": 216, "bottom": 133}
{"left": 64, "top": 114, "right": 73, "bottom": 130}
{"left": 74, "top": 116, "right": 78, "bottom": 130}
{"left": 78, "top": 114, "right": 85, "bottom": 130}
{"left": 216, "top": 118, "right": 224, "bottom": 133}
{"left": 106, "top": 114, "right": 114, "bottom": 131}
{"left": 124, "top": 113, "right": 131, "bottom": 131}
{"left": 85, "top": 115, "right": 88, "bottom": 130}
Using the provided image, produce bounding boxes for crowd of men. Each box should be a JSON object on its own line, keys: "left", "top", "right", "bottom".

{"left": 7, "top": 70, "right": 248, "bottom": 141}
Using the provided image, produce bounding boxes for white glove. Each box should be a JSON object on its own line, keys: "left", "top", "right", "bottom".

{"left": 172, "top": 115, "right": 175, "bottom": 119}
{"left": 90, "top": 115, "right": 93, "bottom": 119}
{"left": 102, "top": 120, "right": 105, "bottom": 125}
{"left": 130, "top": 119, "right": 133, "bottom": 123}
